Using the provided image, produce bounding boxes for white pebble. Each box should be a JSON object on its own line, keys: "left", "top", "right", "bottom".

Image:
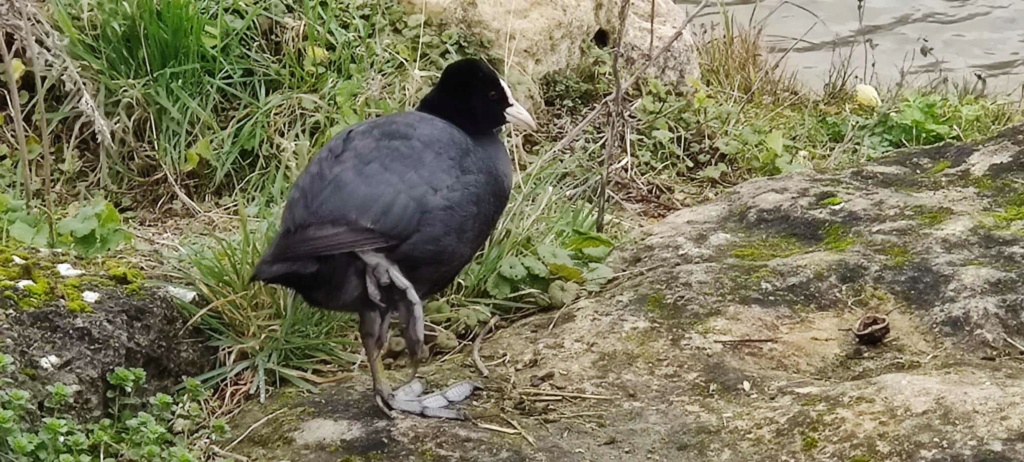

{"left": 57, "top": 263, "right": 84, "bottom": 277}
{"left": 82, "top": 291, "right": 101, "bottom": 303}
{"left": 16, "top": 280, "right": 36, "bottom": 289}
{"left": 39, "top": 354, "right": 62, "bottom": 371}
{"left": 11, "top": 256, "right": 26, "bottom": 265}
{"left": 164, "top": 286, "right": 197, "bottom": 303}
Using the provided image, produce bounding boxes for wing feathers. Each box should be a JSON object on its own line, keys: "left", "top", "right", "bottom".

{"left": 266, "top": 225, "right": 395, "bottom": 261}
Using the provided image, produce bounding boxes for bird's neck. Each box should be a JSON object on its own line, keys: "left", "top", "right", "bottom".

{"left": 416, "top": 91, "right": 490, "bottom": 137}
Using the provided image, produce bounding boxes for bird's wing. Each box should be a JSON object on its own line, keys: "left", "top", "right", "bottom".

{"left": 269, "top": 112, "right": 473, "bottom": 260}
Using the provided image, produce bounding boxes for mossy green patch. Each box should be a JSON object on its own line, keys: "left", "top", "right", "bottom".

{"left": 105, "top": 262, "right": 145, "bottom": 285}
{"left": 644, "top": 293, "right": 667, "bottom": 315}
{"left": 67, "top": 300, "right": 93, "bottom": 313}
{"left": 821, "top": 224, "right": 856, "bottom": 251}
{"left": 927, "top": 160, "right": 951, "bottom": 175}
{"left": 801, "top": 434, "right": 820, "bottom": 452}
{"left": 418, "top": 448, "right": 441, "bottom": 462}
{"left": 105, "top": 261, "right": 147, "bottom": 295}
{"left": 0, "top": 244, "right": 144, "bottom": 312}
{"left": 748, "top": 266, "right": 778, "bottom": 283}
{"left": 731, "top": 236, "right": 807, "bottom": 262}
{"left": 799, "top": 396, "right": 823, "bottom": 407}
{"left": 909, "top": 205, "right": 954, "bottom": 227}
{"left": 818, "top": 196, "right": 844, "bottom": 207}
{"left": 992, "top": 205, "right": 1024, "bottom": 223}
{"left": 880, "top": 245, "right": 913, "bottom": 268}
{"left": 848, "top": 456, "right": 874, "bottom": 462}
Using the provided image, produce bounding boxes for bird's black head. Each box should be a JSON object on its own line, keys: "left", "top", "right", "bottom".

{"left": 416, "top": 58, "right": 537, "bottom": 137}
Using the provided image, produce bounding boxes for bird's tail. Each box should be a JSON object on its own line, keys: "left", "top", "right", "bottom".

{"left": 249, "top": 258, "right": 318, "bottom": 285}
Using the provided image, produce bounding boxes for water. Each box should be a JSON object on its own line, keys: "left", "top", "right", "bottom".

{"left": 676, "top": 0, "right": 1024, "bottom": 95}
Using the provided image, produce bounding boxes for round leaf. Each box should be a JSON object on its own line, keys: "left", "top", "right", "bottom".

{"left": 497, "top": 256, "right": 528, "bottom": 281}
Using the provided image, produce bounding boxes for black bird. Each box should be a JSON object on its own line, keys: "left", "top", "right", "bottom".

{"left": 250, "top": 58, "right": 536, "bottom": 416}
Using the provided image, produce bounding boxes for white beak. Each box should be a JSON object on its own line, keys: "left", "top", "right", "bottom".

{"left": 499, "top": 78, "right": 537, "bottom": 130}
{"left": 505, "top": 99, "right": 537, "bottom": 130}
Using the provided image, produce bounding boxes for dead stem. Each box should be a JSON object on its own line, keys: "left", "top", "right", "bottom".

{"left": 597, "top": 0, "right": 630, "bottom": 233}
{"left": 473, "top": 315, "right": 501, "bottom": 377}
{"left": 1, "top": 35, "right": 33, "bottom": 206}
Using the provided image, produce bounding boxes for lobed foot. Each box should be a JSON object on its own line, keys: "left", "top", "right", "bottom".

{"left": 379, "top": 378, "right": 481, "bottom": 420}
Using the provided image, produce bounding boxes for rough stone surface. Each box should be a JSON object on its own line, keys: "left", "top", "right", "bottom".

{"left": 230, "top": 125, "right": 1024, "bottom": 461}
{"left": 402, "top": 0, "right": 700, "bottom": 107}
{"left": 0, "top": 290, "right": 215, "bottom": 421}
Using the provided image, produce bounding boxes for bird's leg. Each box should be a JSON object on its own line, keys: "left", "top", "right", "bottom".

{"left": 379, "top": 265, "right": 424, "bottom": 365}
{"left": 365, "top": 271, "right": 385, "bottom": 307}
{"left": 396, "top": 297, "right": 425, "bottom": 385}
{"left": 358, "top": 310, "right": 393, "bottom": 418}
{"left": 355, "top": 251, "right": 425, "bottom": 380}
{"left": 375, "top": 310, "right": 391, "bottom": 357}
{"left": 357, "top": 251, "right": 394, "bottom": 308}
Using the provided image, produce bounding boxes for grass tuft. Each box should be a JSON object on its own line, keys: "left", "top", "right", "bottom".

{"left": 172, "top": 209, "right": 361, "bottom": 400}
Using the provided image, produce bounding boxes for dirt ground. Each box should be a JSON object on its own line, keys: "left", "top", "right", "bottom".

{"left": 228, "top": 125, "right": 1024, "bottom": 461}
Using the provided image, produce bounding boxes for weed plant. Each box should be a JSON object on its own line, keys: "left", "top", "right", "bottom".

{"left": 0, "top": 354, "right": 228, "bottom": 461}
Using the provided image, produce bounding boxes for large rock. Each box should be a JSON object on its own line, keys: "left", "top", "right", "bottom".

{"left": 228, "top": 125, "right": 1024, "bottom": 461}
{"left": 406, "top": 0, "right": 701, "bottom": 107}
{"left": 0, "top": 272, "right": 214, "bottom": 421}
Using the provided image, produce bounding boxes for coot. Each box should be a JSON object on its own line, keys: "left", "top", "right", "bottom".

{"left": 251, "top": 58, "right": 536, "bottom": 417}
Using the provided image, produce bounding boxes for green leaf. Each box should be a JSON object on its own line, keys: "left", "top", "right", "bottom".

{"left": 774, "top": 153, "right": 804, "bottom": 175}
{"left": 548, "top": 280, "right": 580, "bottom": 308}
{"left": 497, "top": 256, "right": 528, "bottom": 281}
{"left": 57, "top": 214, "right": 98, "bottom": 238}
{"left": 699, "top": 163, "right": 729, "bottom": 180}
{"left": 548, "top": 263, "right": 583, "bottom": 282}
{"left": 7, "top": 58, "right": 26, "bottom": 84}
{"left": 182, "top": 149, "right": 200, "bottom": 173}
{"left": 565, "top": 232, "right": 614, "bottom": 252}
{"left": 9, "top": 219, "right": 48, "bottom": 247}
{"left": 191, "top": 138, "right": 213, "bottom": 160}
{"left": 581, "top": 246, "right": 612, "bottom": 261}
{"left": 651, "top": 129, "right": 674, "bottom": 141}
{"left": 520, "top": 256, "right": 549, "bottom": 278}
{"left": 201, "top": 24, "right": 221, "bottom": 48}
{"left": 537, "top": 244, "right": 574, "bottom": 267}
{"left": 8, "top": 220, "right": 39, "bottom": 245}
{"left": 764, "top": 130, "right": 786, "bottom": 156}
{"left": 485, "top": 273, "right": 513, "bottom": 299}
{"left": 425, "top": 301, "right": 450, "bottom": 315}
{"left": 95, "top": 201, "right": 122, "bottom": 230}
{"left": 583, "top": 263, "right": 615, "bottom": 290}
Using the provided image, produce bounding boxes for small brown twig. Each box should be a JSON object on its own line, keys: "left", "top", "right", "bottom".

{"left": 503, "top": 414, "right": 536, "bottom": 447}
{"left": 519, "top": 389, "right": 616, "bottom": 400}
{"left": 649, "top": 0, "right": 656, "bottom": 55}
{"left": 209, "top": 445, "right": 250, "bottom": 461}
{"left": 473, "top": 315, "right": 501, "bottom": 377}
{"left": 224, "top": 408, "right": 287, "bottom": 451}
{"left": 547, "top": 299, "right": 577, "bottom": 332}
{"left": 475, "top": 422, "right": 519, "bottom": 435}
{"left": 1003, "top": 335, "right": 1024, "bottom": 353}
{"left": 714, "top": 338, "right": 778, "bottom": 344}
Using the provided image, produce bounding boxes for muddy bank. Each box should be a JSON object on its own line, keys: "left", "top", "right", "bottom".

{"left": 229, "top": 124, "right": 1024, "bottom": 461}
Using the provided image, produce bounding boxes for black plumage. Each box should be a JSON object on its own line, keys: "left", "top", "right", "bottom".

{"left": 251, "top": 58, "right": 536, "bottom": 414}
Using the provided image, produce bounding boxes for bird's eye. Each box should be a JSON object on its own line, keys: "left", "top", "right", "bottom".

{"left": 488, "top": 91, "right": 499, "bottom": 100}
